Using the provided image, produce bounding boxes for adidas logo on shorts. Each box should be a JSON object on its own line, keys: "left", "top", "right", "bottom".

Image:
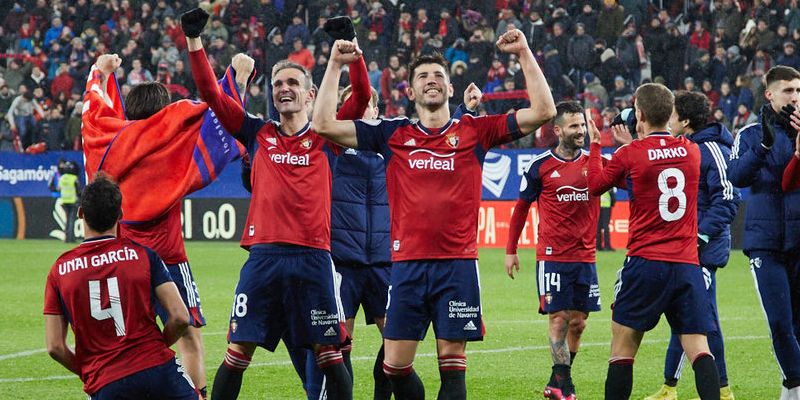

{"left": 463, "top": 321, "right": 477, "bottom": 331}
{"left": 324, "top": 327, "right": 337, "bottom": 337}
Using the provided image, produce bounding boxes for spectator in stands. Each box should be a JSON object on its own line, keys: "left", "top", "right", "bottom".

{"left": 444, "top": 38, "right": 468, "bottom": 67}
{"left": 610, "top": 75, "right": 633, "bottom": 104}
{"left": 754, "top": 19, "right": 778, "bottom": 53}
{"left": 684, "top": 77, "right": 698, "bottom": 92}
{"left": 362, "top": 30, "right": 387, "bottom": 67}
{"left": 719, "top": 81, "right": 738, "bottom": 122}
{"left": 777, "top": 41, "right": 800, "bottom": 70}
{"left": 644, "top": 17, "right": 669, "bottom": 81}
{"left": 596, "top": 0, "right": 624, "bottom": 47}
{"left": 702, "top": 79, "right": 720, "bottom": 107}
{"left": 7, "top": 90, "right": 44, "bottom": 150}
{"left": 170, "top": 60, "right": 195, "bottom": 97}
{"left": 450, "top": 60, "right": 470, "bottom": 101}
{"left": 616, "top": 24, "right": 643, "bottom": 85}
{"left": 521, "top": 9, "right": 546, "bottom": 52}
{"left": 597, "top": 48, "right": 626, "bottom": 90}
{"left": 288, "top": 37, "right": 315, "bottom": 72}
{"left": 65, "top": 101, "right": 82, "bottom": 151}
{"left": 569, "top": 23, "right": 596, "bottom": 83}
{"left": 687, "top": 50, "right": 712, "bottom": 86}
{"left": 747, "top": 48, "right": 773, "bottom": 95}
{"left": 548, "top": 22, "right": 570, "bottom": 73}
{"left": 205, "top": 16, "right": 229, "bottom": 42}
{"left": 285, "top": 14, "right": 310, "bottom": 46}
{"left": 379, "top": 55, "right": 402, "bottom": 104}
{"left": 732, "top": 103, "right": 757, "bottom": 134}
{"left": 245, "top": 84, "right": 268, "bottom": 119}
{"left": 438, "top": 8, "right": 460, "bottom": 47}
{"left": 583, "top": 72, "right": 609, "bottom": 110}
{"left": 151, "top": 37, "right": 180, "bottom": 73}
{"left": 126, "top": 59, "right": 153, "bottom": 86}
{"left": 265, "top": 30, "right": 289, "bottom": 74}
{"left": 50, "top": 64, "right": 74, "bottom": 100}
{"left": 715, "top": 0, "right": 744, "bottom": 45}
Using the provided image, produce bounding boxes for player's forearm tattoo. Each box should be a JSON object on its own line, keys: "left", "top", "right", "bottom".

{"left": 550, "top": 324, "right": 570, "bottom": 365}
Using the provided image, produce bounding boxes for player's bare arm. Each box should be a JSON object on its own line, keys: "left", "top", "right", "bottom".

{"left": 154, "top": 281, "right": 191, "bottom": 347}
{"left": 231, "top": 53, "right": 254, "bottom": 101}
{"left": 45, "top": 314, "right": 79, "bottom": 374}
{"left": 312, "top": 40, "right": 362, "bottom": 148}
{"left": 495, "top": 29, "right": 556, "bottom": 134}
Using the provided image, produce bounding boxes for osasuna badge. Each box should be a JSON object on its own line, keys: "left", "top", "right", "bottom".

{"left": 445, "top": 132, "right": 460, "bottom": 148}
{"left": 300, "top": 138, "right": 312, "bottom": 149}
{"left": 230, "top": 319, "right": 238, "bottom": 333}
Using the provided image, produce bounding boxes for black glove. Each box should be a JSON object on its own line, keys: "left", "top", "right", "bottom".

{"left": 181, "top": 8, "right": 209, "bottom": 39}
{"left": 779, "top": 104, "right": 798, "bottom": 139}
{"left": 323, "top": 16, "right": 356, "bottom": 41}
{"left": 761, "top": 104, "right": 775, "bottom": 149}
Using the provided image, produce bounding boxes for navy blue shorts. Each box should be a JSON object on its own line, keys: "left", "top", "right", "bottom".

{"left": 336, "top": 263, "right": 391, "bottom": 325}
{"left": 383, "top": 259, "right": 483, "bottom": 342}
{"left": 227, "top": 244, "right": 344, "bottom": 351}
{"left": 612, "top": 256, "right": 713, "bottom": 334}
{"left": 90, "top": 358, "right": 197, "bottom": 399}
{"left": 156, "top": 261, "right": 206, "bottom": 327}
{"left": 536, "top": 261, "right": 601, "bottom": 315}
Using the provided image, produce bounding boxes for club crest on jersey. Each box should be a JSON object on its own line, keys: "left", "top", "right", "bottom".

{"left": 445, "top": 133, "right": 460, "bottom": 148}
{"left": 582, "top": 167, "right": 588, "bottom": 177}
{"left": 300, "top": 138, "right": 312, "bottom": 149}
{"left": 545, "top": 292, "right": 552, "bottom": 304}
{"left": 230, "top": 319, "right": 238, "bottom": 333}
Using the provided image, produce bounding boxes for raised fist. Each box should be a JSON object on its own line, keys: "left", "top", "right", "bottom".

{"left": 95, "top": 54, "right": 122, "bottom": 76}
{"left": 464, "top": 83, "right": 482, "bottom": 111}
{"left": 496, "top": 29, "right": 530, "bottom": 55}
{"left": 231, "top": 53, "right": 255, "bottom": 78}
{"left": 330, "top": 40, "right": 362, "bottom": 65}
{"left": 181, "top": 8, "right": 209, "bottom": 39}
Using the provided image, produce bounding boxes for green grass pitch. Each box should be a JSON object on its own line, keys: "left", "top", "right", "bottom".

{"left": 0, "top": 240, "right": 780, "bottom": 399}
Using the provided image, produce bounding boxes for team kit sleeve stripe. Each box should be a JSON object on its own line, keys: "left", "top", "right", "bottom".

{"left": 705, "top": 142, "right": 735, "bottom": 201}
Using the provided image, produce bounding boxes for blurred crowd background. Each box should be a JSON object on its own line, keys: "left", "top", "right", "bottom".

{"left": 0, "top": 0, "right": 795, "bottom": 152}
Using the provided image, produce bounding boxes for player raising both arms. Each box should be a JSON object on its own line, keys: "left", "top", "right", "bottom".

{"left": 182, "top": 8, "right": 356, "bottom": 399}
{"left": 313, "top": 29, "right": 555, "bottom": 399}
{"left": 586, "top": 83, "right": 720, "bottom": 400}
{"left": 505, "top": 101, "right": 605, "bottom": 400}
{"left": 44, "top": 176, "right": 199, "bottom": 399}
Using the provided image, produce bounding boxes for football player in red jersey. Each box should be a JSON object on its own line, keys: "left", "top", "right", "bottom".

{"left": 505, "top": 101, "right": 605, "bottom": 400}
{"left": 312, "top": 29, "right": 555, "bottom": 399}
{"left": 182, "top": 8, "right": 355, "bottom": 400}
{"left": 586, "top": 83, "right": 720, "bottom": 400}
{"left": 44, "top": 175, "right": 199, "bottom": 399}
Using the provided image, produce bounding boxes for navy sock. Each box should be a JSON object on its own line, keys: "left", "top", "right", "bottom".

{"left": 373, "top": 345, "right": 391, "bottom": 400}
{"left": 692, "top": 353, "right": 720, "bottom": 400}
{"left": 604, "top": 358, "right": 634, "bottom": 400}
{"left": 384, "top": 362, "right": 425, "bottom": 400}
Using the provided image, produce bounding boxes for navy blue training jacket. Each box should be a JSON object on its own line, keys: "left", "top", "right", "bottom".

{"left": 728, "top": 115, "right": 800, "bottom": 254}
{"left": 688, "top": 123, "right": 741, "bottom": 268}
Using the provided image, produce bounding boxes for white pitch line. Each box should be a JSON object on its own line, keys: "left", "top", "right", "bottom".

{"left": 0, "top": 334, "right": 770, "bottom": 384}
{"left": 0, "top": 349, "right": 47, "bottom": 361}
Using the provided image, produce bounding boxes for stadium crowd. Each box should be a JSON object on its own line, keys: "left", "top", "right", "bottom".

{"left": 2, "top": 0, "right": 800, "bottom": 152}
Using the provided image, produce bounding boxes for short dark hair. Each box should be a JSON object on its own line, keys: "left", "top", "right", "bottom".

{"left": 125, "top": 82, "right": 170, "bottom": 120}
{"left": 408, "top": 53, "right": 449, "bottom": 83}
{"left": 272, "top": 60, "right": 313, "bottom": 89}
{"left": 634, "top": 83, "right": 674, "bottom": 127}
{"left": 765, "top": 66, "right": 800, "bottom": 87}
{"left": 674, "top": 91, "right": 711, "bottom": 131}
{"left": 81, "top": 174, "right": 122, "bottom": 232}
{"left": 553, "top": 101, "right": 584, "bottom": 127}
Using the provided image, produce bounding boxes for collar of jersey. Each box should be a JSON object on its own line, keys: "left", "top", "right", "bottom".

{"left": 81, "top": 235, "right": 116, "bottom": 245}
{"left": 549, "top": 149, "right": 585, "bottom": 163}
{"left": 647, "top": 131, "right": 671, "bottom": 137}
{"left": 414, "top": 119, "right": 453, "bottom": 135}
{"left": 274, "top": 121, "right": 311, "bottom": 138}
